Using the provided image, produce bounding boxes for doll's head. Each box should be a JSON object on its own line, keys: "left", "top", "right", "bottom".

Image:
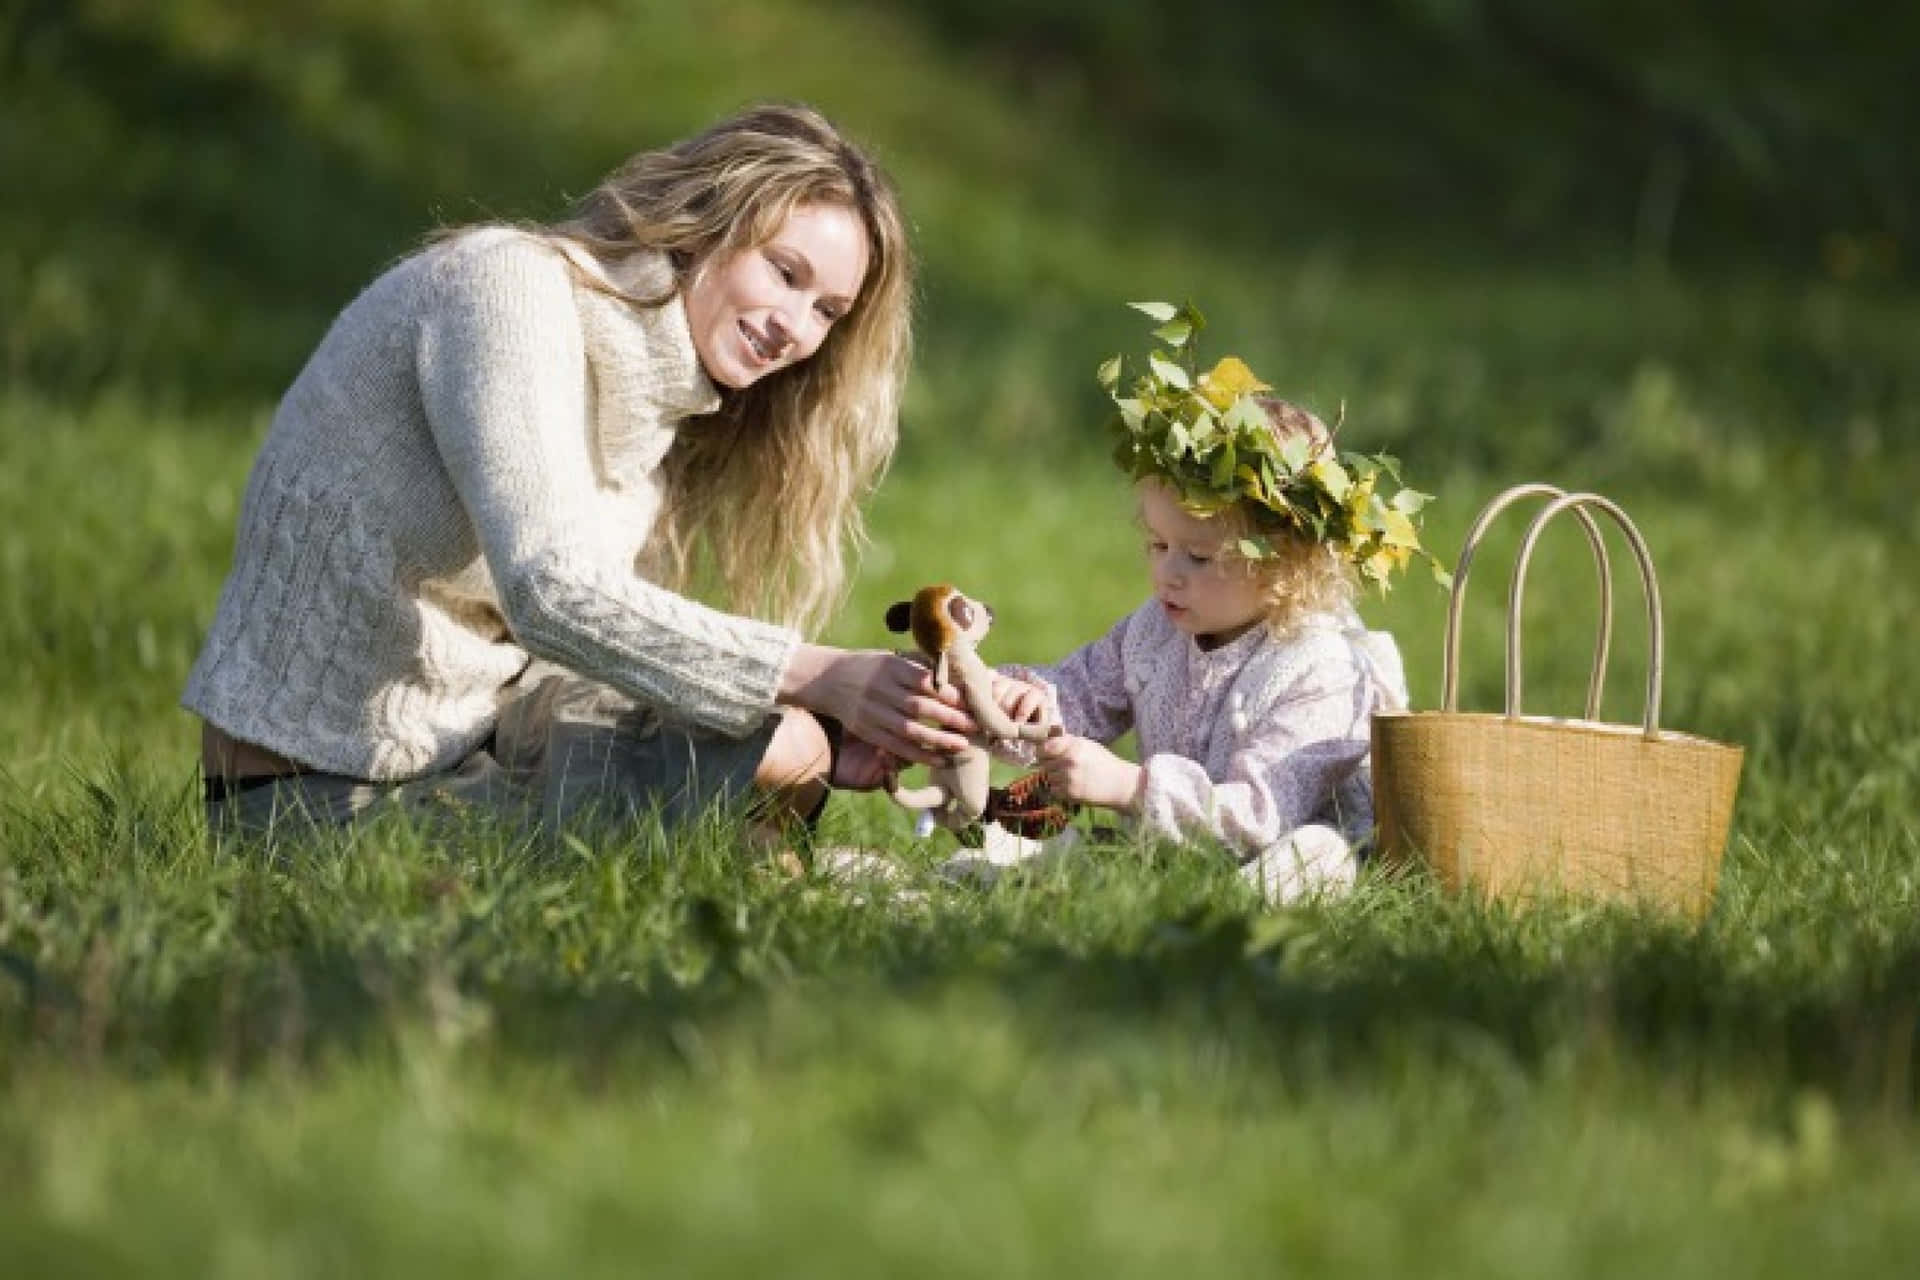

{"left": 885, "top": 583, "right": 998, "bottom": 664}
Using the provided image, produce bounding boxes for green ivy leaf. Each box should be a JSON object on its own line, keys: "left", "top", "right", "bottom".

{"left": 1153, "top": 318, "right": 1194, "bottom": 347}
{"left": 1096, "top": 355, "right": 1122, "bottom": 390}
{"left": 1129, "top": 301, "right": 1179, "bottom": 323}
{"left": 1221, "top": 395, "right": 1269, "bottom": 435}
{"left": 1210, "top": 442, "right": 1237, "bottom": 488}
{"left": 1278, "top": 432, "right": 1312, "bottom": 471}
{"left": 1391, "top": 487, "right": 1431, "bottom": 514}
{"left": 1309, "top": 457, "right": 1352, "bottom": 500}
{"left": 1149, "top": 352, "right": 1191, "bottom": 390}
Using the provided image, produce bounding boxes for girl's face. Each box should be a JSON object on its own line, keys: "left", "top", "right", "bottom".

{"left": 1139, "top": 483, "right": 1267, "bottom": 649}
{"left": 683, "top": 201, "right": 870, "bottom": 389}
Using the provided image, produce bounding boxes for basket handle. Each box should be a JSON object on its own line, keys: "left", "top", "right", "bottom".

{"left": 1442, "top": 484, "right": 1614, "bottom": 717}
{"left": 1508, "top": 493, "right": 1664, "bottom": 740}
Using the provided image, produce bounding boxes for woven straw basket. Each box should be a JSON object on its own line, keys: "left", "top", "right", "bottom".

{"left": 1371, "top": 485, "right": 1744, "bottom": 918}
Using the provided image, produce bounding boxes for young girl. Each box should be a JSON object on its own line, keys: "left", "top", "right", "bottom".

{"left": 994, "top": 394, "right": 1414, "bottom": 904}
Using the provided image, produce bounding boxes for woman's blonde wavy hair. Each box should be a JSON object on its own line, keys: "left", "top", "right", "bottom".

{"left": 545, "top": 102, "right": 912, "bottom": 636}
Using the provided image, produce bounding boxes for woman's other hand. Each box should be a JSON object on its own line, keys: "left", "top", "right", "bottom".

{"left": 781, "top": 644, "right": 974, "bottom": 766}
{"left": 830, "top": 736, "right": 899, "bottom": 791}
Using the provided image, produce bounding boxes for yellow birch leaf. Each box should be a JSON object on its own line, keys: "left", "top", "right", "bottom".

{"left": 1381, "top": 507, "right": 1420, "bottom": 549}
{"left": 1308, "top": 457, "right": 1351, "bottom": 500}
{"left": 1198, "top": 356, "right": 1272, "bottom": 410}
{"left": 1344, "top": 473, "right": 1378, "bottom": 526}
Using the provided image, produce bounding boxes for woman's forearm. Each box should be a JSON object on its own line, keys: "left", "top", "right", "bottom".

{"left": 776, "top": 642, "right": 839, "bottom": 712}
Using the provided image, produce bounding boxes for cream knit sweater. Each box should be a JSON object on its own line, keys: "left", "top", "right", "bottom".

{"left": 184, "top": 228, "right": 800, "bottom": 781}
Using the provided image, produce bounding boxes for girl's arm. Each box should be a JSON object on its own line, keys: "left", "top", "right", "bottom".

{"left": 990, "top": 614, "right": 1136, "bottom": 767}
{"left": 1135, "top": 639, "right": 1374, "bottom": 860}
{"left": 991, "top": 610, "right": 1138, "bottom": 762}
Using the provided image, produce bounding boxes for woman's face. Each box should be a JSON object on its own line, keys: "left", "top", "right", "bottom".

{"left": 683, "top": 201, "right": 870, "bottom": 389}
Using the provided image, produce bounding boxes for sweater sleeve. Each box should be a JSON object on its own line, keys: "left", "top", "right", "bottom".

{"left": 1136, "top": 636, "right": 1373, "bottom": 860}
{"left": 993, "top": 611, "right": 1138, "bottom": 764}
{"left": 414, "top": 238, "right": 798, "bottom": 737}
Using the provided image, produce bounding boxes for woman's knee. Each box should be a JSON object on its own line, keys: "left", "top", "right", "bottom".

{"left": 755, "top": 708, "right": 831, "bottom": 793}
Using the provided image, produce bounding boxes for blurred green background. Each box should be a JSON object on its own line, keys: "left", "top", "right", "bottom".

{"left": 4, "top": 0, "right": 1916, "bottom": 774}
{"left": 6, "top": 0, "right": 1915, "bottom": 405}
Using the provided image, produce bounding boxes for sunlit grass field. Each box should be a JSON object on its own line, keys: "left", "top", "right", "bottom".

{"left": 5, "top": 0, "right": 1920, "bottom": 1273}
{"left": 6, "top": 314, "right": 1919, "bottom": 1271}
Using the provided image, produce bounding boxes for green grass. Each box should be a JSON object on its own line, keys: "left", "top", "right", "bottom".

{"left": 5, "top": 0, "right": 1920, "bottom": 1273}
{"left": 5, "top": 371, "right": 1919, "bottom": 1271}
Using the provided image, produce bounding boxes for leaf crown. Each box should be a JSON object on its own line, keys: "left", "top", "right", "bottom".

{"left": 1101, "top": 301, "right": 1451, "bottom": 592}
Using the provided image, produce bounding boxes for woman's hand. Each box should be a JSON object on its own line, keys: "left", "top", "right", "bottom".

{"left": 1037, "top": 733, "right": 1143, "bottom": 812}
{"left": 780, "top": 644, "right": 975, "bottom": 767}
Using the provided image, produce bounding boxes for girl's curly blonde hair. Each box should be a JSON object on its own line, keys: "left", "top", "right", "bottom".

{"left": 545, "top": 102, "right": 912, "bottom": 636}
{"left": 1217, "top": 396, "right": 1357, "bottom": 634}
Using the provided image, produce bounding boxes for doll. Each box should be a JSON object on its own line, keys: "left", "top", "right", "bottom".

{"left": 881, "top": 584, "right": 1066, "bottom": 838}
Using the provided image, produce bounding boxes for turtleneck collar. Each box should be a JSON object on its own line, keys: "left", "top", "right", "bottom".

{"left": 554, "top": 240, "right": 723, "bottom": 422}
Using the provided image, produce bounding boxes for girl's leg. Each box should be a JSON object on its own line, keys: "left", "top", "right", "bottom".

{"left": 1240, "top": 824, "right": 1356, "bottom": 905}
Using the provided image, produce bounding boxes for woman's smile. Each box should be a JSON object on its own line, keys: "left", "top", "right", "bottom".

{"left": 737, "top": 318, "right": 780, "bottom": 364}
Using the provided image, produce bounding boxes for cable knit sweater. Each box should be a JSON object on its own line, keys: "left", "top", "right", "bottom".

{"left": 184, "top": 228, "right": 800, "bottom": 781}
{"left": 1003, "top": 600, "right": 1409, "bottom": 861}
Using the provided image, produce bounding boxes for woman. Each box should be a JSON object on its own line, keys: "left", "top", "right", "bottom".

{"left": 187, "top": 103, "right": 972, "bottom": 838}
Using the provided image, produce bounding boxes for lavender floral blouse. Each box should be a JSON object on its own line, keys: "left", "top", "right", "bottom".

{"left": 1002, "top": 599, "right": 1409, "bottom": 865}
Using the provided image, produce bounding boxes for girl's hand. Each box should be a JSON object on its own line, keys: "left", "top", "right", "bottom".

{"left": 992, "top": 674, "right": 1051, "bottom": 731}
{"left": 781, "top": 644, "right": 974, "bottom": 767}
{"left": 1037, "top": 733, "right": 1143, "bottom": 812}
